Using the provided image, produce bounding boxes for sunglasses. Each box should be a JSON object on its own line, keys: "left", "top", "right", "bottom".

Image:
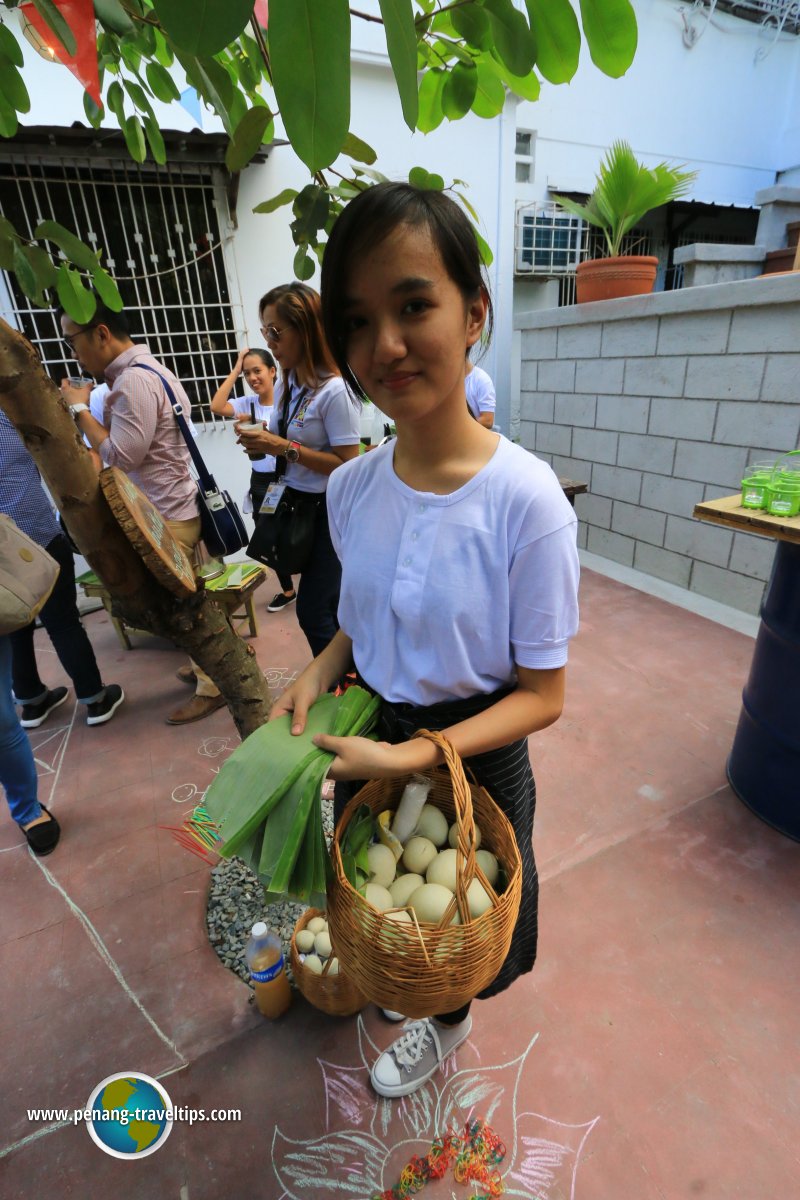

{"left": 63, "top": 323, "right": 98, "bottom": 352}
{"left": 260, "top": 323, "right": 287, "bottom": 343}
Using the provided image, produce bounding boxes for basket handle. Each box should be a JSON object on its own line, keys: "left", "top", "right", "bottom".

{"left": 412, "top": 729, "right": 478, "bottom": 925}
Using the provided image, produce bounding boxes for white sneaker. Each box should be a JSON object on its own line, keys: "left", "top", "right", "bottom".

{"left": 369, "top": 1015, "right": 472, "bottom": 1098}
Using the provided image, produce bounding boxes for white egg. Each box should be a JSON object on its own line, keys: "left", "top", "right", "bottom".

{"left": 389, "top": 873, "right": 425, "bottom": 907}
{"left": 295, "top": 929, "right": 316, "bottom": 953}
{"left": 304, "top": 953, "right": 323, "bottom": 974}
{"left": 408, "top": 883, "right": 459, "bottom": 926}
{"left": 315, "top": 931, "right": 332, "bottom": 958}
{"left": 448, "top": 821, "right": 482, "bottom": 850}
{"left": 426, "top": 848, "right": 461, "bottom": 892}
{"left": 327, "top": 957, "right": 340, "bottom": 976}
{"left": 307, "top": 916, "right": 327, "bottom": 934}
{"left": 466, "top": 878, "right": 493, "bottom": 919}
{"left": 476, "top": 849, "right": 499, "bottom": 887}
{"left": 367, "top": 842, "right": 397, "bottom": 888}
{"left": 365, "top": 882, "right": 393, "bottom": 912}
{"left": 414, "top": 804, "right": 449, "bottom": 847}
{"left": 402, "top": 836, "right": 438, "bottom": 875}
{"left": 385, "top": 909, "right": 412, "bottom": 924}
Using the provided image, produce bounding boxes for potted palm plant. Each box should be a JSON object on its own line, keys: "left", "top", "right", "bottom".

{"left": 553, "top": 141, "right": 697, "bottom": 303}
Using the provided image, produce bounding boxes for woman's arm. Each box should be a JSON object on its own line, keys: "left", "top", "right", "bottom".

{"left": 210, "top": 350, "right": 247, "bottom": 417}
{"left": 313, "top": 665, "right": 566, "bottom": 780}
{"left": 235, "top": 428, "right": 360, "bottom": 475}
{"left": 269, "top": 630, "right": 355, "bottom": 732}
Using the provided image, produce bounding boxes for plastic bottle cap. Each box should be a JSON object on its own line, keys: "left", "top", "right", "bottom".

{"left": 251, "top": 921, "right": 268, "bottom": 937}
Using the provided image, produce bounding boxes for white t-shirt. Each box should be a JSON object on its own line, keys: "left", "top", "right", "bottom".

{"left": 465, "top": 365, "right": 496, "bottom": 421}
{"left": 230, "top": 394, "right": 277, "bottom": 474}
{"left": 327, "top": 436, "right": 580, "bottom": 706}
{"left": 268, "top": 371, "right": 360, "bottom": 494}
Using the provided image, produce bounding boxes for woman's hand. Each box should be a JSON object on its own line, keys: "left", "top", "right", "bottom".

{"left": 234, "top": 418, "right": 284, "bottom": 457}
{"left": 312, "top": 733, "right": 442, "bottom": 780}
{"left": 269, "top": 673, "right": 326, "bottom": 734}
{"left": 232, "top": 347, "right": 248, "bottom": 376}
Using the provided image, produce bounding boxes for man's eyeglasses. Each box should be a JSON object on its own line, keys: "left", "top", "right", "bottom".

{"left": 260, "top": 323, "right": 285, "bottom": 343}
{"left": 63, "top": 324, "right": 97, "bottom": 352}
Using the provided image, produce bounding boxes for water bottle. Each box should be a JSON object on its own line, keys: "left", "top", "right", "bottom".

{"left": 245, "top": 922, "right": 292, "bottom": 1018}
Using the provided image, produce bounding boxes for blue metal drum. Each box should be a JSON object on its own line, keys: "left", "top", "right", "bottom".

{"left": 727, "top": 540, "right": 800, "bottom": 840}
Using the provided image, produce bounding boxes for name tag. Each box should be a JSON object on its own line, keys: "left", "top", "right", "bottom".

{"left": 261, "top": 481, "right": 287, "bottom": 515}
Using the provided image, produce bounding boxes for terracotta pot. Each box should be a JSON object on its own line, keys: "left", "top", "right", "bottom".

{"left": 576, "top": 255, "right": 659, "bottom": 303}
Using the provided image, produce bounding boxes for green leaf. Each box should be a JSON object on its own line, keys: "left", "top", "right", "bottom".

{"left": 145, "top": 61, "right": 181, "bottom": 103}
{"left": 294, "top": 247, "right": 315, "bottom": 280}
{"left": 475, "top": 230, "right": 494, "bottom": 267}
{"left": 417, "top": 67, "right": 446, "bottom": 134}
{"left": 152, "top": 0, "right": 256, "bottom": 58}
{"left": 470, "top": 59, "right": 506, "bottom": 119}
{"left": 0, "top": 24, "right": 23, "bottom": 67}
{"left": 525, "top": 0, "right": 580, "bottom": 83}
{"left": 578, "top": 0, "right": 638, "bottom": 78}
{"left": 441, "top": 61, "right": 477, "bottom": 120}
{"left": 123, "top": 79, "right": 155, "bottom": 118}
{"left": 378, "top": 0, "right": 419, "bottom": 131}
{"left": 31, "top": 0, "right": 77, "bottom": 57}
{"left": 123, "top": 114, "right": 147, "bottom": 162}
{"left": 225, "top": 105, "right": 272, "bottom": 172}
{"left": 91, "top": 264, "right": 124, "bottom": 310}
{"left": 153, "top": 28, "right": 174, "bottom": 68}
{"left": 93, "top": 0, "right": 135, "bottom": 36}
{"left": 408, "top": 166, "right": 444, "bottom": 190}
{"left": 270, "top": 0, "right": 351, "bottom": 172}
{"left": 483, "top": 0, "right": 536, "bottom": 78}
{"left": 451, "top": 2, "right": 493, "bottom": 50}
{"left": 500, "top": 63, "right": 541, "bottom": 102}
{"left": 25, "top": 244, "right": 58, "bottom": 292}
{"left": 34, "top": 220, "right": 98, "bottom": 271}
{"left": 0, "top": 215, "right": 16, "bottom": 270}
{"left": 252, "top": 187, "right": 298, "bottom": 215}
{"left": 106, "top": 80, "right": 126, "bottom": 123}
{"left": 0, "top": 62, "right": 30, "bottom": 114}
{"left": 56, "top": 264, "right": 98, "bottom": 324}
{"left": 12, "top": 242, "right": 37, "bottom": 299}
{"left": 83, "top": 91, "right": 104, "bottom": 128}
{"left": 143, "top": 112, "right": 167, "bottom": 163}
{"left": 341, "top": 131, "right": 377, "bottom": 165}
{"left": 0, "top": 99, "right": 18, "bottom": 139}
{"left": 292, "top": 184, "right": 331, "bottom": 235}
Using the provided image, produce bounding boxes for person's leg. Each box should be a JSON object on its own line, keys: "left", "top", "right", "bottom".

{"left": 165, "top": 516, "right": 226, "bottom": 724}
{"left": 0, "top": 636, "right": 41, "bottom": 827}
{"left": 295, "top": 503, "right": 341, "bottom": 658}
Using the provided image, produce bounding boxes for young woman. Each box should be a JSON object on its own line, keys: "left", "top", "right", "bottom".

{"left": 271, "top": 184, "right": 580, "bottom": 1099}
{"left": 210, "top": 347, "right": 294, "bottom": 609}
{"left": 235, "top": 284, "right": 361, "bottom": 656}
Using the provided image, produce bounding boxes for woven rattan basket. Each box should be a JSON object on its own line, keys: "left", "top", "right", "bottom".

{"left": 290, "top": 908, "right": 368, "bottom": 1017}
{"left": 328, "top": 730, "right": 522, "bottom": 1018}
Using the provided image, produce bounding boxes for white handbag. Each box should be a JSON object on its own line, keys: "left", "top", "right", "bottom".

{"left": 0, "top": 514, "right": 60, "bottom": 635}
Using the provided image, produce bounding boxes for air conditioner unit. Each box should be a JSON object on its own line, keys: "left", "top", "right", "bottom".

{"left": 515, "top": 206, "right": 584, "bottom": 275}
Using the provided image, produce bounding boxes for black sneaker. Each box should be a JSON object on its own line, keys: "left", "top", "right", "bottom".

{"left": 86, "top": 684, "right": 125, "bottom": 726}
{"left": 267, "top": 591, "right": 296, "bottom": 613}
{"left": 19, "top": 687, "right": 69, "bottom": 729}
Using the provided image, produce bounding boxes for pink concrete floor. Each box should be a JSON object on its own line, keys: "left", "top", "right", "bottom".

{"left": 0, "top": 568, "right": 798, "bottom": 1199}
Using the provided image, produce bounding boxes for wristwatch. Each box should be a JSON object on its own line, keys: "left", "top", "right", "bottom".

{"left": 285, "top": 440, "right": 302, "bottom": 463}
{"left": 70, "top": 403, "right": 90, "bottom": 419}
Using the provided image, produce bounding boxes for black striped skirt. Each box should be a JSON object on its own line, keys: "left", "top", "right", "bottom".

{"left": 334, "top": 684, "right": 538, "bottom": 1002}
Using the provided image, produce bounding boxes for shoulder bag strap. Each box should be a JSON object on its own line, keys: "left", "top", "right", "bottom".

{"left": 129, "top": 362, "right": 215, "bottom": 492}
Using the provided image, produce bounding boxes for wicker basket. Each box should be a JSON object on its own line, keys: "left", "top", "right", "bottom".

{"left": 290, "top": 908, "right": 368, "bottom": 1017}
{"left": 328, "top": 730, "right": 522, "bottom": 1018}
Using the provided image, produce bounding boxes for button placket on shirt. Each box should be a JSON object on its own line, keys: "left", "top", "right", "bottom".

{"left": 390, "top": 501, "right": 439, "bottom": 622}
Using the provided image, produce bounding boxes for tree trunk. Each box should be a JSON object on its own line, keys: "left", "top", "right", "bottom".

{"left": 0, "top": 318, "right": 272, "bottom": 738}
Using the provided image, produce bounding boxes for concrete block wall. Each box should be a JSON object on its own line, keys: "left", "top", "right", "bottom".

{"left": 515, "top": 274, "right": 800, "bottom": 614}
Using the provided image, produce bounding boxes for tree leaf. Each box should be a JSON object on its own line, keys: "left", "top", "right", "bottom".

{"left": 578, "top": 0, "right": 638, "bottom": 78}
{"left": 0, "top": 99, "right": 18, "bottom": 139}
{"left": 225, "top": 105, "right": 272, "bottom": 172}
{"left": 475, "top": 230, "right": 494, "bottom": 267}
{"left": 441, "top": 61, "right": 477, "bottom": 120}
{"left": 252, "top": 187, "right": 298, "bottom": 215}
{"left": 408, "top": 166, "right": 443, "bottom": 190}
{"left": 0, "top": 24, "right": 24, "bottom": 67}
{"left": 31, "top": 0, "right": 77, "bottom": 57}
{"left": 451, "top": 2, "right": 493, "bottom": 51}
{"left": 152, "top": 0, "right": 256, "bottom": 58}
{"left": 145, "top": 61, "right": 181, "bottom": 103}
{"left": 483, "top": 0, "right": 536, "bottom": 78}
{"left": 19, "top": 244, "right": 58, "bottom": 303}
{"left": 34, "top": 220, "right": 99, "bottom": 271}
{"left": 269, "top": 0, "right": 350, "bottom": 172}
{"left": 417, "top": 67, "right": 446, "bottom": 134}
{"left": 0, "top": 62, "right": 31, "bottom": 114}
{"left": 106, "top": 79, "right": 126, "bottom": 123}
{"left": 525, "top": 0, "right": 580, "bottom": 83}
{"left": 293, "top": 246, "right": 315, "bottom": 281}
{"left": 93, "top": 0, "right": 135, "bottom": 36}
{"left": 56, "top": 263, "right": 98, "bottom": 324}
{"left": 470, "top": 59, "right": 506, "bottom": 119}
{"left": 124, "top": 78, "right": 155, "bottom": 118}
{"left": 143, "top": 112, "right": 167, "bottom": 163}
{"left": 0, "top": 215, "right": 16, "bottom": 270}
{"left": 83, "top": 91, "right": 104, "bottom": 128}
{"left": 13, "top": 241, "right": 39, "bottom": 300}
{"left": 123, "top": 114, "right": 147, "bottom": 162}
{"left": 91, "top": 263, "right": 124, "bottom": 310}
{"left": 341, "top": 131, "right": 377, "bottom": 165}
{"left": 501, "top": 63, "right": 541, "bottom": 102}
{"left": 292, "top": 184, "right": 331, "bottom": 232}
{"left": 378, "top": 0, "right": 419, "bottom": 131}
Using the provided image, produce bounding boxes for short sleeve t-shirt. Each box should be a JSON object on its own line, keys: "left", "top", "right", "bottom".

{"left": 268, "top": 371, "right": 360, "bottom": 494}
{"left": 465, "top": 365, "right": 496, "bottom": 420}
{"left": 230, "top": 394, "right": 277, "bottom": 474}
{"left": 327, "top": 436, "right": 580, "bottom": 706}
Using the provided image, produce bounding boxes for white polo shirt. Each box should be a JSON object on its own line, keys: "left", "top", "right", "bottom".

{"left": 327, "top": 436, "right": 580, "bottom": 706}
{"left": 268, "top": 371, "right": 361, "bottom": 494}
{"left": 230, "top": 394, "right": 277, "bottom": 474}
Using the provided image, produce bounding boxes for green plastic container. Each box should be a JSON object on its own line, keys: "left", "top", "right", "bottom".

{"left": 767, "top": 475, "right": 800, "bottom": 517}
{"left": 741, "top": 462, "right": 775, "bottom": 510}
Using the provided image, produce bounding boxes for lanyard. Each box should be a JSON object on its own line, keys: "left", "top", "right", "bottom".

{"left": 275, "top": 381, "right": 309, "bottom": 479}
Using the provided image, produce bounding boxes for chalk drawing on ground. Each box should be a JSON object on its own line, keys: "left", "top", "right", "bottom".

{"left": 272, "top": 1014, "right": 599, "bottom": 1199}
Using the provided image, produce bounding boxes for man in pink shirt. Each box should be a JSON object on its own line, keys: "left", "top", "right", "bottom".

{"left": 60, "top": 302, "right": 226, "bottom": 725}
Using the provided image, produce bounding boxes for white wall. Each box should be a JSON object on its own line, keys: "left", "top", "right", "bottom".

{"left": 515, "top": 0, "right": 800, "bottom": 208}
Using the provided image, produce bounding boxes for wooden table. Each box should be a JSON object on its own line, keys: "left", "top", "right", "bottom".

{"left": 558, "top": 477, "right": 588, "bottom": 506}
{"left": 694, "top": 493, "right": 800, "bottom": 839}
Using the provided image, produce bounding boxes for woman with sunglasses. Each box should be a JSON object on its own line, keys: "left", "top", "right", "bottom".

{"left": 236, "top": 283, "right": 361, "bottom": 657}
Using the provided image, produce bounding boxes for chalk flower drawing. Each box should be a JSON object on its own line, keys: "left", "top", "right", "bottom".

{"left": 272, "top": 1017, "right": 598, "bottom": 1199}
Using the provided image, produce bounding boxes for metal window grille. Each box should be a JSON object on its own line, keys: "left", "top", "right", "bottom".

{"left": 0, "top": 154, "right": 247, "bottom": 427}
